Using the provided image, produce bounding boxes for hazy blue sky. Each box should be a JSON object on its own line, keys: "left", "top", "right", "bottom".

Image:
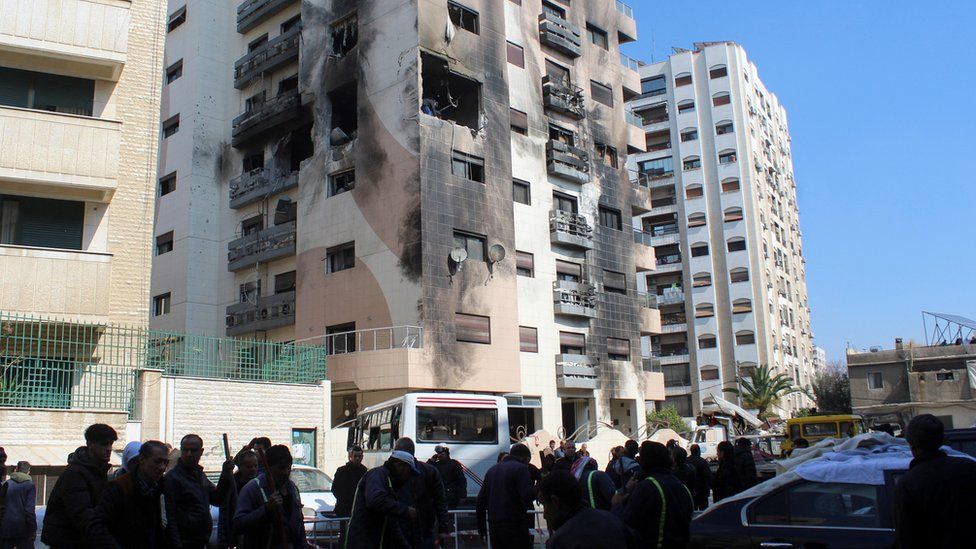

{"left": 621, "top": 1, "right": 976, "bottom": 364}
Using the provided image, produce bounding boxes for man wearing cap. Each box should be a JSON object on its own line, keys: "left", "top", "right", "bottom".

{"left": 428, "top": 445, "right": 467, "bottom": 509}
{"left": 344, "top": 449, "right": 419, "bottom": 549}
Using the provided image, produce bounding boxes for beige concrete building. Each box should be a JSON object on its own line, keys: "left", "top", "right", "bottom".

{"left": 151, "top": 0, "right": 665, "bottom": 440}
{"left": 627, "top": 42, "right": 815, "bottom": 418}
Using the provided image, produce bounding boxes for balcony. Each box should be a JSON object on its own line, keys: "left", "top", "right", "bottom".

{"left": 549, "top": 210, "right": 593, "bottom": 249}
{"left": 542, "top": 75, "right": 585, "bottom": 119}
{"left": 615, "top": 1, "right": 638, "bottom": 43}
{"left": 227, "top": 221, "right": 296, "bottom": 272}
{"left": 0, "top": 0, "right": 130, "bottom": 81}
{"left": 650, "top": 224, "right": 680, "bottom": 246}
{"left": 651, "top": 345, "right": 691, "bottom": 366}
{"left": 229, "top": 168, "right": 299, "bottom": 209}
{"left": 225, "top": 291, "right": 295, "bottom": 336}
{"left": 555, "top": 354, "right": 599, "bottom": 391}
{"left": 656, "top": 289, "right": 685, "bottom": 306}
{"left": 553, "top": 280, "right": 597, "bottom": 318}
{"left": 633, "top": 229, "right": 656, "bottom": 272}
{"left": 640, "top": 306, "right": 661, "bottom": 335}
{"left": 0, "top": 107, "right": 121, "bottom": 201}
{"left": 538, "top": 12, "right": 582, "bottom": 58}
{"left": 661, "top": 313, "right": 687, "bottom": 334}
{"left": 0, "top": 246, "right": 112, "bottom": 321}
{"left": 232, "top": 91, "right": 303, "bottom": 147}
{"left": 237, "top": 0, "right": 299, "bottom": 33}
{"left": 619, "top": 55, "right": 642, "bottom": 99}
{"left": 641, "top": 357, "right": 662, "bottom": 373}
{"left": 655, "top": 252, "right": 683, "bottom": 273}
{"left": 625, "top": 111, "right": 647, "bottom": 151}
{"left": 319, "top": 325, "right": 436, "bottom": 392}
{"left": 234, "top": 26, "right": 301, "bottom": 89}
{"left": 631, "top": 171, "right": 676, "bottom": 192}
{"left": 546, "top": 140, "right": 589, "bottom": 184}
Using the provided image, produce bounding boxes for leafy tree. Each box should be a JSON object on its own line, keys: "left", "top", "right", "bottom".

{"left": 724, "top": 364, "right": 805, "bottom": 419}
{"left": 646, "top": 405, "right": 691, "bottom": 434}
{"left": 811, "top": 365, "right": 852, "bottom": 414}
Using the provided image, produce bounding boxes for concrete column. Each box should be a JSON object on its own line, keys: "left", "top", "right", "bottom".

{"left": 135, "top": 369, "right": 164, "bottom": 440}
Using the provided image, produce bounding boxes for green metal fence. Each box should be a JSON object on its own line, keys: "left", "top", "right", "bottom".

{"left": 0, "top": 311, "right": 327, "bottom": 413}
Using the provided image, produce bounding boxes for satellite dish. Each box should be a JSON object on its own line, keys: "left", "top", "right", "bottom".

{"left": 488, "top": 244, "right": 506, "bottom": 264}
{"left": 450, "top": 247, "right": 468, "bottom": 264}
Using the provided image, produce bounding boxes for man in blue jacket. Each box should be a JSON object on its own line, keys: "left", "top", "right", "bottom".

{"left": 1, "top": 461, "right": 36, "bottom": 548}
{"left": 344, "top": 450, "right": 420, "bottom": 548}
{"left": 233, "top": 445, "right": 305, "bottom": 549}
{"left": 476, "top": 443, "right": 536, "bottom": 549}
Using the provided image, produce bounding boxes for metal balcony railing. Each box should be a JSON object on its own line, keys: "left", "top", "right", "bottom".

{"left": 630, "top": 169, "right": 675, "bottom": 190}
{"left": 546, "top": 139, "right": 589, "bottom": 184}
{"left": 225, "top": 291, "right": 296, "bottom": 336}
{"left": 542, "top": 75, "right": 585, "bottom": 119}
{"left": 656, "top": 290, "right": 685, "bottom": 305}
{"left": 553, "top": 280, "right": 597, "bottom": 316}
{"left": 619, "top": 53, "right": 641, "bottom": 72}
{"left": 633, "top": 228, "right": 654, "bottom": 246}
{"left": 651, "top": 224, "right": 679, "bottom": 237}
{"left": 232, "top": 90, "right": 302, "bottom": 146}
{"left": 234, "top": 25, "right": 301, "bottom": 89}
{"left": 661, "top": 313, "right": 687, "bottom": 326}
{"left": 538, "top": 12, "right": 582, "bottom": 57}
{"left": 323, "top": 326, "right": 423, "bottom": 355}
{"left": 637, "top": 291, "right": 658, "bottom": 309}
{"left": 229, "top": 168, "right": 299, "bottom": 209}
{"left": 549, "top": 210, "right": 593, "bottom": 244}
{"left": 625, "top": 110, "right": 644, "bottom": 128}
{"left": 227, "top": 221, "right": 297, "bottom": 271}
{"left": 237, "top": 0, "right": 298, "bottom": 33}
{"left": 657, "top": 253, "right": 682, "bottom": 266}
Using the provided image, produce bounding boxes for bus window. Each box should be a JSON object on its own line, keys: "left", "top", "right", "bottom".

{"left": 839, "top": 421, "right": 854, "bottom": 438}
{"left": 368, "top": 425, "right": 381, "bottom": 450}
{"left": 802, "top": 422, "right": 839, "bottom": 438}
{"left": 416, "top": 407, "right": 499, "bottom": 444}
{"left": 392, "top": 404, "right": 402, "bottom": 441}
{"left": 789, "top": 425, "right": 801, "bottom": 440}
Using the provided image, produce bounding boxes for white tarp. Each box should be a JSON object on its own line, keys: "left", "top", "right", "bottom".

{"left": 701, "top": 395, "right": 762, "bottom": 429}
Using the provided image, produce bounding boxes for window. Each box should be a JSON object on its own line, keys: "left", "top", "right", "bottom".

{"left": 553, "top": 192, "right": 578, "bottom": 214}
{"left": 448, "top": 2, "right": 480, "bottom": 34}
{"left": 421, "top": 53, "right": 482, "bottom": 129}
{"left": 730, "top": 268, "right": 749, "bottom": 283}
{"left": 326, "top": 243, "right": 355, "bottom": 273}
{"left": 167, "top": 6, "right": 186, "bottom": 32}
{"left": 701, "top": 367, "right": 720, "bottom": 381}
{"left": 752, "top": 482, "right": 882, "bottom": 529}
{"left": 727, "top": 237, "right": 747, "bottom": 252}
{"left": 153, "top": 293, "right": 171, "bottom": 316}
{"left": 724, "top": 207, "right": 744, "bottom": 222}
{"left": 687, "top": 212, "right": 706, "bottom": 227}
{"left": 719, "top": 150, "right": 738, "bottom": 164}
{"left": 542, "top": 1, "right": 566, "bottom": 18}
{"left": 507, "top": 41, "right": 525, "bottom": 67}
{"left": 451, "top": 151, "right": 485, "bottom": 182}
{"left": 282, "top": 15, "right": 302, "bottom": 34}
{"left": 691, "top": 243, "right": 709, "bottom": 257}
{"left": 713, "top": 93, "right": 731, "bottom": 107}
{"left": 639, "top": 157, "right": 674, "bottom": 177}
{"left": 716, "top": 121, "right": 734, "bottom": 135}
{"left": 519, "top": 326, "right": 538, "bottom": 353}
{"left": 698, "top": 335, "right": 717, "bottom": 349}
{"left": 239, "top": 280, "right": 260, "bottom": 304}
{"left": 0, "top": 67, "right": 95, "bottom": 116}
{"left": 545, "top": 59, "right": 571, "bottom": 85}
{"left": 695, "top": 303, "right": 715, "bottom": 318}
{"left": 867, "top": 372, "right": 883, "bottom": 390}
{"left": 586, "top": 24, "right": 609, "bottom": 49}
{"left": 674, "top": 74, "right": 692, "bottom": 87}
{"left": 686, "top": 186, "right": 704, "bottom": 200}
{"left": 453, "top": 231, "right": 486, "bottom": 262}
{"left": 328, "top": 81, "right": 358, "bottom": 141}
{"left": 516, "top": 251, "right": 534, "bottom": 277}
{"left": 416, "top": 406, "right": 498, "bottom": 444}
{"left": 680, "top": 128, "right": 698, "bottom": 142}
{"left": 556, "top": 260, "right": 582, "bottom": 282}
{"left": 590, "top": 81, "right": 613, "bottom": 107}
{"left": 608, "top": 338, "right": 630, "bottom": 361}
{"left": 598, "top": 206, "right": 622, "bottom": 231}
{"left": 162, "top": 114, "right": 180, "bottom": 138}
{"left": 736, "top": 330, "right": 755, "bottom": 345}
{"left": 513, "top": 179, "right": 531, "bottom": 205}
{"left": 273, "top": 270, "right": 296, "bottom": 294}
{"left": 677, "top": 100, "right": 695, "bottom": 114}
{"left": 274, "top": 197, "right": 297, "bottom": 225}
{"left": 159, "top": 172, "right": 177, "bottom": 196}
{"left": 0, "top": 195, "right": 85, "bottom": 250}
{"left": 663, "top": 395, "right": 693, "bottom": 416}
{"left": 936, "top": 371, "right": 955, "bottom": 381}
{"left": 329, "top": 170, "right": 355, "bottom": 196}
{"left": 330, "top": 12, "right": 358, "bottom": 56}
{"left": 595, "top": 143, "right": 618, "bottom": 168}
{"left": 604, "top": 270, "right": 626, "bottom": 295}
{"left": 559, "top": 332, "right": 585, "bottom": 355}
{"left": 732, "top": 299, "right": 752, "bottom": 314}
{"left": 510, "top": 108, "right": 528, "bottom": 135}
{"left": 722, "top": 179, "right": 740, "bottom": 193}
{"left": 644, "top": 130, "right": 670, "bottom": 152}
{"left": 692, "top": 272, "right": 712, "bottom": 288}
{"left": 456, "top": 313, "right": 490, "bottom": 344}
{"left": 683, "top": 156, "right": 701, "bottom": 170}
{"left": 640, "top": 76, "right": 666, "bottom": 97}
{"left": 241, "top": 215, "right": 263, "bottom": 236}
{"left": 156, "top": 231, "right": 174, "bottom": 255}
{"left": 326, "top": 322, "right": 356, "bottom": 354}
{"left": 166, "top": 60, "right": 183, "bottom": 84}
{"left": 549, "top": 123, "right": 575, "bottom": 146}
{"left": 248, "top": 34, "right": 268, "bottom": 53}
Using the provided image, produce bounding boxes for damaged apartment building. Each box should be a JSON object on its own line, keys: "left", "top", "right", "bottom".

{"left": 151, "top": 0, "right": 665, "bottom": 438}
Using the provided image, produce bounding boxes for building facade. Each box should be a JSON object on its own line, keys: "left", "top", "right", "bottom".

{"left": 150, "top": 0, "right": 664, "bottom": 439}
{"left": 627, "top": 42, "right": 814, "bottom": 418}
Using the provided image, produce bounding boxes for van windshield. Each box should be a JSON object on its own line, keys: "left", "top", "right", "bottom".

{"left": 416, "top": 407, "right": 498, "bottom": 444}
{"left": 802, "top": 422, "right": 839, "bottom": 438}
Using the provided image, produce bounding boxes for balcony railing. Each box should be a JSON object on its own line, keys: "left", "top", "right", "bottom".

{"left": 232, "top": 90, "right": 303, "bottom": 147}
{"left": 616, "top": 0, "right": 635, "bottom": 18}
{"left": 630, "top": 170, "right": 675, "bottom": 190}
{"left": 656, "top": 290, "right": 685, "bottom": 306}
{"left": 538, "top": 12, "right": 582, "bottom": 57}
{"left": 323, "top": 326, "right": 423, "bottom": 355}
{"left": 542, "top": 75, "right": 585, "bottom": 119}
{"left": 637, "top": 291, "right": 658, "bottom": 309}
{"left": 661, "top": 313, "right": 687, "bottom": 326}
{"left": 645, "top": 141, "right": 672, "bottom": 152}
{"left": 227, "top": 221, "right": 297, "bottom": 272}
{"left": 229, "top": 168, "right": 299, "bottom": 209}
{"left": 657, "top": 253, "right": 682, "bottom": 266}
{"left": 556, "top": 354, "right": 599, "bottom": 390}
{"left": 619, "top": 53, "right": 641, "bottom": 72}
{"left": 225, "top": 291, "right": 296, "bottom": 336}
{"left": 549, "top": 210, "right": 593, "bottom": 249}
{"left": 625, "top": 110, "right": 644, "bottom": 128}
{"left": 237, "top": 0, "right": 299, "bottom": 33}
{"left": 234, "top": 25, "right": 301, "bottom": 89}
{"left": 650, "top": 224, "right": 679, "bottom": 237}
{"left": 546, "top": 140, "right": 589, "bottom": 184}
{"left": 553, "top": 280, "right": 597, "bottom": 318}
{"left": 633, "top": 228, "right": 654, "bottom": 246}
{"left": 641, "top": 356, "right": 662, "bottom": 373}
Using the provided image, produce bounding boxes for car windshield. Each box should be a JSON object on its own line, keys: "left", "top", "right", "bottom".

{"left": 291, "top": 468, "right": 333, "bottom": 493}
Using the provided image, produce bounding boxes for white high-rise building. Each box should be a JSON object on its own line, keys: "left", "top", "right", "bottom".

{"left": 628, "top": 42, "right": 815, "bottom": 418}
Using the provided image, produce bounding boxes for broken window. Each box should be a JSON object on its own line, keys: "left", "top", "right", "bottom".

{"left": 242, "top": 152, "right": 264, "bottom": 173}
{"left": 545, "top": 60, "right": 571, "bottom": 85}
{"left": 274, "top": 270, "right": 296, "bottom": 293}
{"left": 328, "top": 81, "right": 358, "bottom": 145}
{"left": 278, "top": 74, "right": 298, "bottom": 95}
{"left": 542, "top": 1, "right": 566, "bottom": 19}
{"left": 595, "top": 142, "right": 618, "bottom": 168}
{"left": 281, "top": 14, "right": 301, "bottom": 34}
{"left": 241, "top": 215, "right": 263, "bottom": 236}
{"left": 327, "top": 242, "right": 355, "bottom": 273}
{"left": 248, "top": 34, "right": 268, "bottom": 53}
{"left": 586, "top": 24, "right": 609, "bottom": 50}
{"left": 552, "top": 192, "right": 577, "bottom": 214}
{"left": 590, "top": 80, "right": 613, "bottom": 107}
{"left": 167, "top": 6, "right": 186, "bottom": 33}
{"left": 548, "top": 124, "right": 574, "bottom": 146}
{"left": 330, "top": 170, "right": 355, "bottom": 196}
{"left": 448, "top": 2, "right": 480, "bottom": 35}
{"left": 421, "top": 53, "right": 482, "bottom": 129}
{"left": 453, "top": 231, "right": 486, "bottom": 261}
{"left": 283, "top": 124, "right": 314, "bottom": 172}
{"left": 451, "top": 151, "right": 485, "bottom": 182}
{"left": 274, "top": 198, "right": 297, "bottom": 225}
{"left": 330, "top": 12, "right": 358, "bottom": 57}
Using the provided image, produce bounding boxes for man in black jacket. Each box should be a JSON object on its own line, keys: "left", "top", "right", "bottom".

{"left": 332, "top": 445, "right": 366, "bottom": 548}
{"left": 579, "top": 458, "right": 615, "bottom": 511}
{"left": 344, "top": 450, "right": 420, "bottom": 549}
{"left": 612, "top": 441, "right": 693, "bottom": 549}
{"left": 394, "top": 438, "right": 450, "bottom": 548}
{"left": 686, "top": 445, "right": 712, "bottom": 511}
{"left": 476, "top": 443, "right": 536, "bottom": 549}
{"left": 540, "top": 470, "right": 637, "bottom": 549}
{"left": 42, "top": 423, "right": 117, "bottom": 548}
{"left": 732, "top": 438, "right": 758, "bottom": 489}
{"left": 428, "top": 445, "right": 467, "bottom": 509}
{"left": 895, "top": 414, "right": 976, "bottom": 549}
{"left": 163, "top": 434, "right": 234, "bottom": 549}
{"left": 91, "top": 440, "right": 169, "bottom": 549}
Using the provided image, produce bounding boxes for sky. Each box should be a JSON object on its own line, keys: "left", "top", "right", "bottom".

{"left": 622, "top": 1, "right": 976, "bottom": 364}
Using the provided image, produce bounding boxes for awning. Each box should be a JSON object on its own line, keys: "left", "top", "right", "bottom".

{"left": 701, "top": 395, "right": 763, "bottom": 428}
{"left": 2, "top": 445, "right": 122, "bottom": 467}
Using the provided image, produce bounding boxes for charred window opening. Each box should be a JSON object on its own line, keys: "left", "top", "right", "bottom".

{"left": 421, "top": 53, "right": 482, "bottom": 130}
{"left": 328, "top": 81, "right": 358, "bottom": 146}
{"left": 548, "top": 124, "right": 575, "bottom": 147}
{"left": 278, "top": 74, "right": 298, "bottom": 95}
{"left": 330, "top": 12, "right": 358, "bottom": 57}
{"left": 274, "top": 197, "right": 297, "bottom": 225}
{"left": 329, "top": 170, "right": 355, "bottom": 196}
{"left": 242, "top": 152, "right": 264, "bottom": 172}
{"left": 284, "top": 125, "right": 313, "bottom": 172}
{"left": 242, "top": 214, "right": 263, "bottom": 236}
{"left": 448, "top": 2, "right": 480, "bottom": 35}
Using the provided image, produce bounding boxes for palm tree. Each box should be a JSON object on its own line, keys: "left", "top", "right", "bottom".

{"left": 723, "top": 364, "right": 805, "bottom": 419}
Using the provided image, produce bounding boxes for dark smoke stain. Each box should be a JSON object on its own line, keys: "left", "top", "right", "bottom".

{"left": 398, "top": 204, "right": 422, "bottom": 283}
